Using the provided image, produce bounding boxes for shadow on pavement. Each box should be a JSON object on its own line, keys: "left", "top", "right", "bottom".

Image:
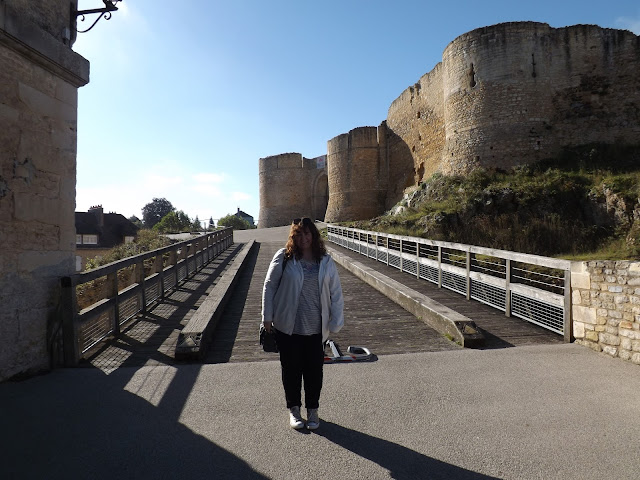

{"left": 0, "top": 366, "right": 267, "bottom": 480}
{"left": 316, "top": 421, "right": 500, "bottom": 480}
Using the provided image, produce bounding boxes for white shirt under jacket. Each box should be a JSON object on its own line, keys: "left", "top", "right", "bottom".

{"left": 261, "top": 248, "right": 344, "bottom": 342}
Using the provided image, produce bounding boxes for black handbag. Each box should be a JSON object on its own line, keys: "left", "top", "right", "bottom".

{"left": 260, "top": 324, "right": 278, "bottom": 353}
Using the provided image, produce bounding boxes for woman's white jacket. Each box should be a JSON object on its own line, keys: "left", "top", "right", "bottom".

{"left": 261, "top": 248, "right": 344, "bottom": 342}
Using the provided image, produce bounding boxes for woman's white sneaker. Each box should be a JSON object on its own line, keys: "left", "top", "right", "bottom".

{"left": 289, "top": 406, "right": 305, "bottom": 429}
{"left": 306, "top": 408, "right": 320, "bottom": 430}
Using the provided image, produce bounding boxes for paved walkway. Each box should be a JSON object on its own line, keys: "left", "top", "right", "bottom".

{"left": 1, "top": 226, "right": 639, "bottom": 479}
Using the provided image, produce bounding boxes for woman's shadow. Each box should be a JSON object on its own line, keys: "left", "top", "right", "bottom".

{"left": 316, "top": 421, "right": 500, "bottom": 480}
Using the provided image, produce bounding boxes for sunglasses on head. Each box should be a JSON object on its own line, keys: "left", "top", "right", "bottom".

{"left": 292, "top": 217, "right": 311, "bottom": 225}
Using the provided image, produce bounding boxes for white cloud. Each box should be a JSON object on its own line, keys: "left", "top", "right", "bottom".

{"left": 192, "top": 173, "right": 226, "bottom": 184}
{"left": 192, "top": 184, "right": 223, "bottom": 197}
{"left": 144, "top": 174, "right": 184, "bottom": 189}
{"left": 232, "top": 192, "right": 252, "bottom": 201}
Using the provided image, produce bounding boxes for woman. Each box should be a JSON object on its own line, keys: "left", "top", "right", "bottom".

{"left": 261, "top": 217, "right": 344, "bottom": 430}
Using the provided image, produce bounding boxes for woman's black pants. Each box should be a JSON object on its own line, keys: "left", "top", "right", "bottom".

{"left": 275, "top": 330, "right": 324, "bottom": 409}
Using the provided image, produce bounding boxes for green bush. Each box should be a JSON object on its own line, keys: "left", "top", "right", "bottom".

{"left": 84, "top": 229, "right": 172, "bottom": 270}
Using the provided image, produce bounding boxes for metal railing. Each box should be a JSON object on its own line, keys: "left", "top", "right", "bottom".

{"left": 60, "top": 228, "right": 234, "bottom": 365}
{"left": 327, "top": 225, "right": 572, "bottom": 340}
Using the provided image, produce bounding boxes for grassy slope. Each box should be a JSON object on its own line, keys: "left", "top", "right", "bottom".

{"left": 344, "top": 145, "right": 640, "bottom": 261}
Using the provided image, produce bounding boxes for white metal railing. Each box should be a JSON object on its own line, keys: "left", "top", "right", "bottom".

{"left": 327, "top": 224, "right": 572, "bottom": 340}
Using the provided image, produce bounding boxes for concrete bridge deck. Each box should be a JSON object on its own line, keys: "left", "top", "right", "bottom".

{"left": 1, "top": 226, "right": 638, "bottom": 479}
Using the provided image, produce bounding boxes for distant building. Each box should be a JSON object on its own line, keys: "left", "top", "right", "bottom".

{"left": 234, "top": 207, "right": 254, "bottom": 226}
{"left": 75, "top": 205, "right": 139, "bottom": 271}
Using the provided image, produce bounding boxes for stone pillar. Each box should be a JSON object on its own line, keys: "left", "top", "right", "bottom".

{"left": 0, "top": 0, "right": 89, "bottom": 380}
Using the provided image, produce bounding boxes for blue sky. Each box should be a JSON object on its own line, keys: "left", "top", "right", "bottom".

{"left": 73, "top": 0, "right": 640, "bottom": 226}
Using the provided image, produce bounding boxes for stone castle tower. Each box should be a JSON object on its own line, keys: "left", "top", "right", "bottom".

{"left": 258, "top": 153, "right": 328, "bottom": 228}
{"left": 1, "top": 0, "right": 89, "bottom": 380}
{"left": 259, "top": 22, "right": 640, "bottom": 227}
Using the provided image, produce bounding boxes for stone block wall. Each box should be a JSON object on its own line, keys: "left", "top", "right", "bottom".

{"left": 0, "top": 0, "right": 88, "bottom": 380}
{"left": 571, "top": 261, "right": 640, "bottom": 364}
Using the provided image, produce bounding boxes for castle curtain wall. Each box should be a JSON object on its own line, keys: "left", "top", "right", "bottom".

{"left": 0, "top": 0, "right": 89, "bottom": 380}
{"left": 386, "top": 63, "right": 445, "bottom": 206}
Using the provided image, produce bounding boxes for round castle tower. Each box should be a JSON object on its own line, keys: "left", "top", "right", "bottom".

{"left": 324, "top": 126, "right": 388, "bottom": 222}
{"left": 258, "top": 153, "right": 327, "bottom": 228}
{"left": 440, "top": 22, "right": 640, "bottom": 174}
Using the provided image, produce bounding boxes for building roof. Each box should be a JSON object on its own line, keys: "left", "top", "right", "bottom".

{"left": 75, "top": 211, "right": 139, "bottom": 248}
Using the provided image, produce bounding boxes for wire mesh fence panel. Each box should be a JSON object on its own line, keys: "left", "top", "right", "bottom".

{"left": 511, "top": 292, "right": 564, "bottom": 334}
{"left": 388, "top": 253, "right": 401, "bottom": 270}
{"left": 419, "top": 263, "right": 439, "bottom": 284}
{"left": 163, "top": 269, "right": 176, "bottom": 292}
{"left": 470, "top": 279, "right": 506, "bottom": 311}
{"left": 442, "top": 270, "right": 467, "bottom": 295}
{"left": 403, "top": 258, "right": 418, "bottom": 276}
{"left": 79, "top": 309, "right": 114, "bottom": 354}
{"left": 145, "top": 279, "right": 160, "bottom": 306}
{"left": 118, "top": 291, "right": 141, "bottom": 325}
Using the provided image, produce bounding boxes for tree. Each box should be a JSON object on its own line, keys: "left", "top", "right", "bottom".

{"left": 128, "top": 215, "right": 143, "bottom": 229}
{"left": 208, "top": 217, "right": 215, "bottom": 230}
{"left": 192, "top": 216, "right": 202, "bottom": 232}
{"left": 153, "top": 210, "right": 192, "bottom": 233}
{"left": 218, "top": 213, "right": 251, "bottom": 230}
{"left": 142, "top": 198, "right": 174, "bottom": 228}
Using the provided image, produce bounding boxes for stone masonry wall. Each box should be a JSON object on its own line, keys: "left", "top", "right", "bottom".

{"left": 0, "top": 0, "right": 88, "bottom": 380}
{"left": 386, "top": 63, "right": 445, "bottom": 200}
{"left": 571, "top": 261, "right": 640, "bottom": 364}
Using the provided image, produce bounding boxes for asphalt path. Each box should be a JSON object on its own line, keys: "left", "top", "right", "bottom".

{"left": 1, "top": 344, "right": 639, "bottom": 479}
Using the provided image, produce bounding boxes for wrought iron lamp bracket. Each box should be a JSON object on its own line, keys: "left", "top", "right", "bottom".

{"left": 72, "top": 0, "right": 122, "bottom": 34}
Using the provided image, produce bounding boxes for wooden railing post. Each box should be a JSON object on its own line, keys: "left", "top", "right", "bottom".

{"left": 107, "top": 271, "right": 120, "bottom": 335}
{"left": 564, "top": 268, "right": 572, "bottom": 343}
{"left": 168, "top": 248, "right": 178, "bottom": 286}
{"left": 135, "top": 260, "right": 146, "bottom": 312}
{"left": 61, "top": 277, "right": 79, "bottom": 366}
{"left": 154, "top": 254, "right": 164, "bottom": 298}
{"left": 505, "top": 259, "right": 512, "bottom": 317}
{"left": 437, "top": 246, "right": 442, "bottom": 288}
{"left": 466, "top": 251, "right": 471, "bottom": 300}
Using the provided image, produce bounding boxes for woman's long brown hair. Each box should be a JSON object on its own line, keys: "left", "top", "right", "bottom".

{"left": 284, "top": 217, "right": 326, "bottom": 262}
